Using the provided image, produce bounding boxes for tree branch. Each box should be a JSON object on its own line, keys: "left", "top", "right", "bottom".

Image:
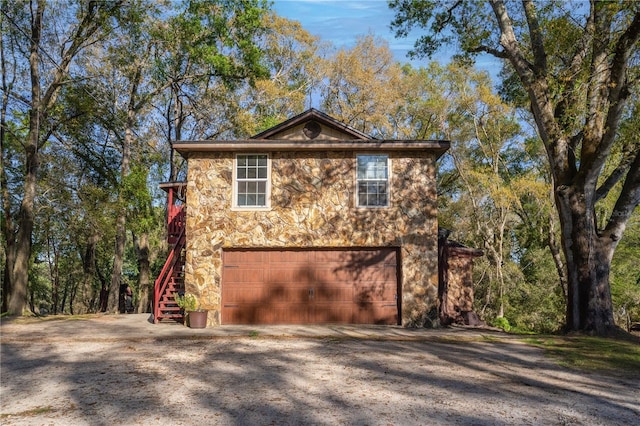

{"left": 468, "top": 44, "right": 509, "bottom": 59}
{"left": 434, "top": 0, "right": 463, "bottom": 33}
{"left": 604, "top": 149, "right": 640, "bottom": 240}
{"left": 490, "top": 0, "right": 574, "bottom": 184}
{"left": 566, "top": 0, "right": 595, "bottom": 79}
{"left": 42, "top": 1, "right": 124, "bottom": 112}
{"left": 489, "top": 0, "right": 535, "bottom": 84}
{"left": 522, "top": 0, "right": 547, "bottom": 75}
{"left": 582, "top": 3, "right": 611, "bottom": 154}
{"left": 554, "top": 4, "right": 595, "bottom": 134}
{"left": 581, "top": 8, "right": 640, "bottom": 187}
{"left": 600, "top": 10, "right": 640, "bottom": 154}
{"left": 596, "top": 144, "right": 637, "bottom": 202}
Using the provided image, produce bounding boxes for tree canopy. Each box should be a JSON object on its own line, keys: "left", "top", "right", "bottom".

{"left": 391, "top": 0, "right": 640, "bottom": 334}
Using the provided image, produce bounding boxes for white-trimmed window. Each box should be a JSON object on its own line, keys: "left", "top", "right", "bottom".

{"left": 356, "top": 154, "right": 389, "bottom": 207}
{"left": 234, "top": 154, "right": 270, "bottom": 208}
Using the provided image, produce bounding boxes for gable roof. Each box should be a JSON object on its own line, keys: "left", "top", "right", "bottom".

{"left": 251, "top": 108, "right": 372, "bottom": 140}
{"left": 173, "top": 109, "right": 450, "bottom": 159}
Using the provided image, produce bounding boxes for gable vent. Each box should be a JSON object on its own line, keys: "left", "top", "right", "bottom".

{"left": 303, "top": 121, "right": 322, "bottom": 139}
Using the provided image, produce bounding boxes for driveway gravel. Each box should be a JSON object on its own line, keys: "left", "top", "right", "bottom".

{"left": 1, "top": 314, "right": 638, "bottom": 425}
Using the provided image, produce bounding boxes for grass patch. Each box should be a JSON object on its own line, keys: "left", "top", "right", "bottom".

{"left": 480, "top": 334, "right": 502, "bottom": 342}
{"left": 524, "top": 335, "right": 640, "bottom": 375}
{"left": 0, "top": 405, "right": 56, "bottom": 419}
{"left": 2, "top": 313, "right": 104, "bottom": 324}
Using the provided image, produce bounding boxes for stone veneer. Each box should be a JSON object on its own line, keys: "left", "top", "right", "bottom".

{"left": 440, "top": 244, "right": 484, "bottom": 325}
{"left": 184, "top": 150, "right": 440, "bottom": 327}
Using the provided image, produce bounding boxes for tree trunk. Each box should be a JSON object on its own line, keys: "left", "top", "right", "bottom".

{"left": 107, "top": 212, "right": 127, "bottom": 312}
{"left": 82, "top": 232, "right": 99, "bottom": 312}
{"left": 1, "top": 0, "right": 14, "bottom": 314}
{"left": 47, "top": 233, "right": 59, "bottom": 315}
{"left": 8, "top": 166, "right": 36, "bottom": 315}
{"left": 7, "top": 0, "right": 46, "bottom": 316}
{"left": 169, "top": 84, "right": 184, "bottom": 182}
{"left": 556, "top": 185, "right": 616, "bottom": 334}
{"left": 68, "top": 282, "right": 76, "bottom": 315}
{"left": 60, "top": 280, "right": 68, "bottom": 315}
{"left": 1, "top": 177, "right": 15, "bottom": 313}
{"left": 106, "top": 42, "right": 145, "bottom": 311}
{"left": 134, "top": 232, "right": 151, "bottom": 313}
{"left": 547, "top": 209, "right": 567, "bottom": 300}
{"left": 2, "top": 244, "right": 14, "bottom": 314}
{"left": 496, "top": 214, "right": 506, "bottom": 318}
{"left": 97, "top": 266, "right": 109, "bottom": 313}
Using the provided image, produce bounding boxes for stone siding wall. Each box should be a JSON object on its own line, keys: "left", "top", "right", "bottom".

{"left": 185, "top": 150, "right": 439, "bottom": 326}
{"left": 445, "top": 256, "right": 475, "bottom": 315}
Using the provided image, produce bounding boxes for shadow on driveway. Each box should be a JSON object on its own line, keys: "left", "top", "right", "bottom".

{"left": 1, "top": 314, "right": 638, "bottom": 425}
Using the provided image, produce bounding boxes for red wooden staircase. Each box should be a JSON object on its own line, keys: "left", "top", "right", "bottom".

{"left": 153, "top": 183, "right": 187, "bottom": 324}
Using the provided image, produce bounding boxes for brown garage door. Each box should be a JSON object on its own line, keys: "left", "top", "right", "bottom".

{"left": 221, "top": 248, "right": 399, "bottom": 325}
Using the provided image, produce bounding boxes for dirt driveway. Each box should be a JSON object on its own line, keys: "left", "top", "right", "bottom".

{"left": 1, "top": 315, "right": 638, "bottom": 425}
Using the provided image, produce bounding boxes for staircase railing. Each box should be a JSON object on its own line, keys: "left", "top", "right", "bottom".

{"left": 168, "top": 205, "right": 185, "bottom": 244}
{"left": 153, "top": 226, "right": 186, "bottom": 323}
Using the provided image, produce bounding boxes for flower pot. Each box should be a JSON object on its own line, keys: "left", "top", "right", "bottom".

{"left": 187, "top": 310, "right": 208, "bottom": 328}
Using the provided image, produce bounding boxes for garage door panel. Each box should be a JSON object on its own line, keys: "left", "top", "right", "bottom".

{"left": 223, "top": 306, "right": 263, "bottom": 324}
{"left": 312, "top": 303, "right": 353, "bottom": 323}
{"left": 272, "top": 304, "right": 311, "bottom": 324}
{"left": 314, "top": 285, "right": 353, "bottom": 303}
{"left": 225, "top": 305, "right": 309, "bottom": 324}
{"left": 224, "top": 285, "right": 267, "bottom": 304}
{"left": 223, "top": 267, "right": 265, "bottom": 283}
{"left": 314, "top": 268, "right": 358, "bottom": 282}
{"left": 269, "top": 268, "right": 314, "bottom": 284}
{"left": 224, "top": 250, "right": 266, "bottom": 264}
{"left": 313, "top": 249, "right": 394, "bottom": 264}
{"left": 329, "top": 267, "right": 396, "bottom": 283}
{"left": 313, "top": 251, "right": 348, "bottom": 263}
{"left": 269, "top": 250, "right": 311, "bottom": 264}
{"left": 222, "top": 307, "right": 243, "bottom": 323}
{"left": 267, "top": 286, "right": 309, "bottom": 303}
{"left": 222, "top": 248, "right": 399, "bottom": 325}
{"left": 353, "top": 302, "right": 398, "bottom": 324}
{"left": 354, "top": 283, "right": 397, "bottom": 302}
{"left": 234, "top": 302, "right": 310, "bottom": 324}
{"left": 348, "top": 265, "right": 397, "bottom": 281}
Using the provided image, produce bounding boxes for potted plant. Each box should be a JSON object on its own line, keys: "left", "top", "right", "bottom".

{"left": 173, "top": 292, "right": 208, "bottom": 328}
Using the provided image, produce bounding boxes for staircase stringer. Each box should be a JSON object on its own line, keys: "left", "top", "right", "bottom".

{"left": 153, "top": 226, "right": 186, "bottom": 323}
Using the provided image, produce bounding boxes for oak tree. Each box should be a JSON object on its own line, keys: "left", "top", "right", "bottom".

{"left": 391, "top": 0, "right": 640, "bottom": 334}
{"left": 1, "top": 0, "right": 123, "bottom": 315}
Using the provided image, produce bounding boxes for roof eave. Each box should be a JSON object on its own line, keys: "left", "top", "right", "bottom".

{"left": 174, "top": 139, "right": 450, "bottom": 159}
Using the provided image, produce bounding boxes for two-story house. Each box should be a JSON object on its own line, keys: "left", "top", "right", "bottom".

{"left": 154, "top": 109, "right": 452, "bottom": 327}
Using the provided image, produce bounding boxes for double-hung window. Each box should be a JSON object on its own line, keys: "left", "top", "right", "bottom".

{"left": 356, "top": 154, "right": 389, "bottom": 207}
{"left": 235, "top": 154, "right": 269, "bottom": 208}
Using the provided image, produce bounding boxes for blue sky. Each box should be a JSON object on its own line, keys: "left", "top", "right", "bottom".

{"left": 272, "top": 0, "right": 502, "bottom": 79}
{"left": 272, "top": 0, "right": 422, "bottom": 64}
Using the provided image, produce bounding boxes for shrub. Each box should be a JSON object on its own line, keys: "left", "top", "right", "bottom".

{"left": 173, "top": 293, "right": 198, "bottom": 311}
{"left": 491, "top": 316, "right": 511, "bottom": 332}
